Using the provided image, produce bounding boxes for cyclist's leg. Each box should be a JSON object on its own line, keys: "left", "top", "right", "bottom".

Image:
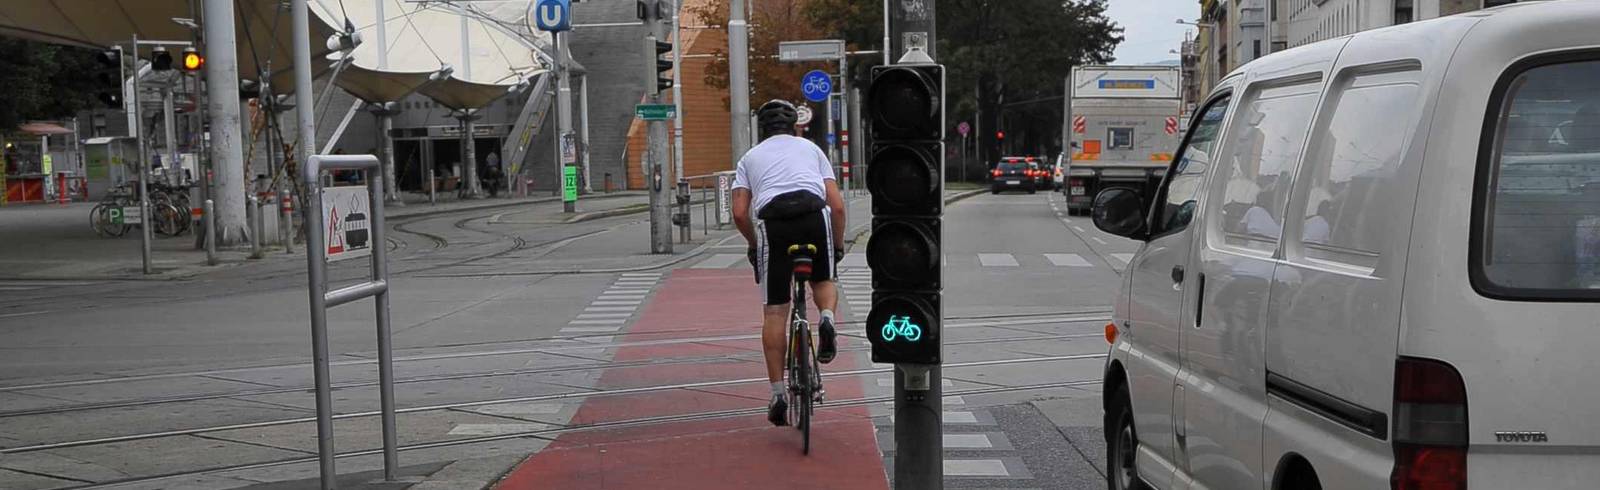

{"left": 803, "top": 208, "right": 840, "bottom": 362}
{"left": 756, "top": 218, "right": 792, "bottom": 384}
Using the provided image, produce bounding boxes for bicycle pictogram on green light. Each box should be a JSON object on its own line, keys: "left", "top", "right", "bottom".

{"left": 881, "top": 315, "right": 923, "bottom": 342}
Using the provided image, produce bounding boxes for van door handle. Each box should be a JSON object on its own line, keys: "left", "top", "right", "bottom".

{"left": 1171, "top": 265, "right": 1185, "bottom": 284}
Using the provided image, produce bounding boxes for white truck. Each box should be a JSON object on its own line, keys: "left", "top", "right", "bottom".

{"left": 1060, "top": 65, "right": 1184, "bottom": 215}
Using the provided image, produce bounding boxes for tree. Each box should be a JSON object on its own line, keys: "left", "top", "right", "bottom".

{"left": 687, "top": 0, "right": 834, "bottom": 109}
{"left": 0, "top": 38, "right": 102, "bottom": 130}
{"left": 804, "top": 0, "right": 1122, "bottom": 176}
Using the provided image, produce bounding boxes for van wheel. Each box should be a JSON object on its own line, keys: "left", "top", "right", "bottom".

{"left": 1108, "top": 387, "right": 1150, "bottom": 490}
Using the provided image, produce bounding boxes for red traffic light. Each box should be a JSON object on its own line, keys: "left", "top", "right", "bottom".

{"left": 181, "top": 47, "right": 204, "bottom": 72}
{"left": 997, "top": 130, "right": 1006, "bottom": 140}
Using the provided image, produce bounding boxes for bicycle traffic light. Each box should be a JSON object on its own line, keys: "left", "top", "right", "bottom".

{"left": 93, "top": 50, "right": 123, "bottom": 109}
{"left": 864, "top": 63, "right": 944, "bottom": 365}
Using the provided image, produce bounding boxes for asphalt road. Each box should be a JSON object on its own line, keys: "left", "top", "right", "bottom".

{"left": 0, "top": 188, "right": 1143, "bottom": 489}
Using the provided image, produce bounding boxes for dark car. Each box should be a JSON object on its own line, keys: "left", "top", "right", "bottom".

{"left": 990, "top": 157, "right": 1042, "bottom": 194}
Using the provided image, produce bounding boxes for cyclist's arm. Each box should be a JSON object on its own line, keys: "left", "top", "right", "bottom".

{"left": 732, "top": 188, "right": 755, "bottom": 245}
{"left": 823, "top": 179, "right": 845, "bottom": 248}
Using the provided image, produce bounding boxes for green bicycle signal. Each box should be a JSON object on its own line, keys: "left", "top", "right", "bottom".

{"left": 880, "top": 315, "right": 923, "bottom": 342}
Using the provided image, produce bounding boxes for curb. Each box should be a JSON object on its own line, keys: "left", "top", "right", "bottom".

{"left": 561, "top": 197, "right": 716, "bottom": 224}
{"left": 388, "top": 192, "right": 643, "bottom": 221}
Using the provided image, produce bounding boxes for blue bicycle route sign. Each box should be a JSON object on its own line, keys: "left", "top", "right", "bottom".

{"left": 532, "top": 0, "right": 571, "bottom": 32}
{"left": 801, "top": 70, "right": 832, "bottom": 103}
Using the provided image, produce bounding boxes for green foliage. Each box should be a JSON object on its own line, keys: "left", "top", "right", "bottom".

{"left": 0, "top": 38, "right": 102, "bottom": 130}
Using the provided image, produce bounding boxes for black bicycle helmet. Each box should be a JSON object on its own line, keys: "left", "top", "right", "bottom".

{"left": 757, "top": 99, "right": 798, "bottom": 128}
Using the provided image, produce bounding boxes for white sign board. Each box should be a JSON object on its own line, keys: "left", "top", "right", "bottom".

{"left": 321, "top": 186, "right": 373, "bottom": 262}
{"left": 1071, "top": 66, "right": 1181, "bottom": 99}
{"left": 778, "top": 40, "right": 845, "bottom": 62}
{"left": 796, "top": 105, "right": 814, "bottom": 125}
{"left": 717, "top": 172, "right": 733, "bottom": 225}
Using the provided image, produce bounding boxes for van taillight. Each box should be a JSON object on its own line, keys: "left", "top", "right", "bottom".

{"left": 1392, "top": 357, "right": 1468, "bottom": 490}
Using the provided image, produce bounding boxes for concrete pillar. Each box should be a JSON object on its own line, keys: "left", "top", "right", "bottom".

{"left": 203, "top": 0, "right": 249, "bottom": 244}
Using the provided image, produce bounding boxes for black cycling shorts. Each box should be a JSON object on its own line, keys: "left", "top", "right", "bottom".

{"left": 754, "top": 207, "right": 834, "bottom": 305}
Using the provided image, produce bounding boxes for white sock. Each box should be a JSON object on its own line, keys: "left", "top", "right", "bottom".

{"left": 771, "top": 382, "right": 785, "bottom": 398}
{"left": 820, "top": 309, "right": 835, "bottom": 325}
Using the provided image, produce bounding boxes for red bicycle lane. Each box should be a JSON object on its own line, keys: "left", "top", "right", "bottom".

{"left": 495, "top": 268, "right": 889, "bottom": 490}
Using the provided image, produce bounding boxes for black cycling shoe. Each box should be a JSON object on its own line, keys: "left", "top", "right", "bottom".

{"left": 768, "top": 394, "right": 789, "bottom": 426}
{"left": 817, "top": 318, "right": 838, "bottom": 364}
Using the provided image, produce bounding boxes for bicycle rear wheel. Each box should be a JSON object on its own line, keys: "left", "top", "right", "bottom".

{"left": 793, "top": 325, "right": 813, "bottom": 454}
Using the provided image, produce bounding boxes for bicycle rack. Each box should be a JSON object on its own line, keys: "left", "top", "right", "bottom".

{"left": 301, "top": 154, "right": 398, "bottom": 487}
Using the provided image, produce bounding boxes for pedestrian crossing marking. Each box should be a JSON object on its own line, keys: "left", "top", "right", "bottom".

{"left": 577, "top": 313, "right": 632, "bottom": 319}
{"left": 1044, "top": 254, "right": 1092, "bottom": 267}
{"left": 561, "top": 326, "right": 623, "bottom": 333}
{"left": 570, "top": 318, "right": 627, "bottom": 325}
{"left": 1111, "top": 253, "right": 1135, "bottom": 264}
{"left": 591, "top": 300, "right": 642, "bottom": 306}
{"left": 621, "top": 272, "right": 661, "bottom": 277}
{"left": 585, "top": 306, "right": 637, "bottom": 312}
{"left": 945, "top": 434, "right": 994, "bottom": 448}
{"left": 944, "top": 411, "right": 979, "bottom": 423}
{"left": 838, "top": 253, "right": 867, "bottom": 268}
{"left": 692, "top": 253, "right": 745, "bottom": 269}
{"left": 944, "top": 459, "right": 1010, "bottom": 477}
{"left": 978, "top": 253, "right": 1019, "bottom": 267}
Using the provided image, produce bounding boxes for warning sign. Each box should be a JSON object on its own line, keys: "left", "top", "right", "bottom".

{"left": 322, "top": 186, "right": 372, "bottom": 262}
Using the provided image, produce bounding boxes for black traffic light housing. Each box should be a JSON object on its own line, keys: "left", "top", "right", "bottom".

{"left": 650, "top": 40, "right": 673, "bottom": 95}
{"left": 864, "top": 63, "right": 944, "bottom": 365}
{"left": 94, "top": 50, "right": 123, "bottom": 109}
{"left": 150, "top": 46, "right": 173, "bottom": 71}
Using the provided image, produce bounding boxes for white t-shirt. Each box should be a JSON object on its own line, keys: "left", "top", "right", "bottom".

{"left": 732, "top": 135, "right": 835, "bottom": 215}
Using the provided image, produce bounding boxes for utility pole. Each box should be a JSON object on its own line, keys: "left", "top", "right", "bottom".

{"left": 203, "top": 0, "right": 248, "bottom": 244}
{"left": 728, "top": 0, "right": 751, "bottom": 162}
{"left": 290, "top": 0, "right": 337, "bottom": 487}
{"left": 556, "top": 30, "right": 575, "bottom": 212}
{"left": 645, "top": 0, "right": 674, "bottom": 253}
{"left": 889, "top": 2, "right": 941, "bottom": 487}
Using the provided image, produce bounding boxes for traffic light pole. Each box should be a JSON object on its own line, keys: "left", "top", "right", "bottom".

{"left": 728, "top": 0, "right": 751, "bottom": 162}
{"left": 645, "top": 8, "right": 673, "bottom": 254}
{"left": 890, "top": 2, "right": 940, "bottom": 488}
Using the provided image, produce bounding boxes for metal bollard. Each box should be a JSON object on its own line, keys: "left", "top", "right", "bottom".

{"left": 204, "top": 199, "right": 217, "bottom": 266}
{"left": 248, "top": 196, "right": 263, "bottom": 259}
{"left": 281, "top": 191, "right": 294, "bottom": 254}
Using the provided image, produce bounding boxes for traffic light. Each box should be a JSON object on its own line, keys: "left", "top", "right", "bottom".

{"left": 648, "top": 39, "right": 673, "bottom": 95}
{"left": 865, "top": 62, "right": 944, "bottom": 365}
{"left": 996, "top": 130, "right": 1005, "bottom": 141}
{"left": 181, "top": 47, "right": 204, "bottom": 72}
{"left": 93, "top": 50, "right": 123, "bottom": 109}
{"left": 150, "top": 46, "right": 173, "bottom": 71}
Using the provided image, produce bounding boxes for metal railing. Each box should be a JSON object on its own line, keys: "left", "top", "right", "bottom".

{"left": 679, "top": 171, "right": 735, "bottom": 242}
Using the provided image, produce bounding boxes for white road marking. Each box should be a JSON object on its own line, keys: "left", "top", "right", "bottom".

{"left": 570, "top": 318, "right": 628, "bottom": 325}
{"left": 1044, "top": 254, "right": 1092, "bottom": 267}
{"left": 692, "top": 254, "right": 745, "bottom": 269}
{"left": 621, "top": 272, "right": 661, "bottom": 277}
{"left": 977, "top": 253, "right": 1019, "bottom": 267}
{"left": 590, "top": 300, "right": 642, "bottom": 306}
{"left": 1091, "top": 237, "right": 1107, "bottom": 245}
{"left": 577, "top": 313, "right": 633, "bottom": 319}
{"left": 945, "top": 434, "right": 994, "bottom": 448}
{"left": 561, "top": 326, "right": 623, "bottom": 333}
{"left": 944, "top": 459, "right": 1010, "bottom": 477}
{"left": 944, "top": 395, "right": 966, "bottom": 405}
{"left": 585, "top": 306, "right": 637, "bottom": 313}
{"left": 877, "top": 378, "right": 954, "bottom": 388}
{"left": 944, "top": 411, "right": 979, "bottom": 423}
{"left": 469, "top": 402, "right": 565, "bottom": 416}
{"left": 1072, "top": 226, "right": 1086, "bottom": 233}
{"left": 1111, "top": 253, "right": 1135, "bottom": 264}
{"left": 598, "top": 293, "right": 647, "bottom": 300}
{"left": 448, "top": 423, "right": 552, "bottom": 436}
{"left": 838, "top": 253, "right": 867, "bottom": 268}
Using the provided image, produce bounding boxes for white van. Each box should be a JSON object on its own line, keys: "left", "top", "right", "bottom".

{"left": 1091, "top": 2, "right": 1600, "bottom": 489}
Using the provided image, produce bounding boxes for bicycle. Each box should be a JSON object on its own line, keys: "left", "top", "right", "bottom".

{"left": 90, "top": 183, "right": 134, "bottom": 238}
{"left": 784, "top": 243, "right": 825, "bottom": 455}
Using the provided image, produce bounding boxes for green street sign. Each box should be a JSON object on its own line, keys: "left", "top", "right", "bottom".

{"left": 634, "top": 104, "right": 677, "bottom": 121}
{"left": 562, "top": 165, "right": 578, "bottom": 203}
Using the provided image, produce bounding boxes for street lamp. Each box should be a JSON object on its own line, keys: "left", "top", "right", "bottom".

{"left": 1176, "top": 18, "right": 1215, "bottom": 28}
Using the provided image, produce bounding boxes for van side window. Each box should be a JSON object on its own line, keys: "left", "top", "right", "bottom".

{"left": 1297, "top": 68, "right": 1422, "bottom": 267}
{"left": 1214, "top": 81, "right": 1321, "bottom": 252}
{"left": 1155, "top": 96, "right": 1231, "bottom": 237}
{"left": 1477, "top": 58, "right": 1600, "bottom": 297}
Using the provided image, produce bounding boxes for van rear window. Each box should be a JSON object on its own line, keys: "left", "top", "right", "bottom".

{"left": 1477, "top": 58, "right": 1600, "bottom": 298}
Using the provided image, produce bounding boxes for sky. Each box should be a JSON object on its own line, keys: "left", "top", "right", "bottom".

{"left": 1105, "top": 0, "right": 1202, "bottom": 65}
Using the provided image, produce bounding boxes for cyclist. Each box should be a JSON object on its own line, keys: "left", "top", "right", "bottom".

{"left": 731, "top": 99, "right": 847, "bottom": 427}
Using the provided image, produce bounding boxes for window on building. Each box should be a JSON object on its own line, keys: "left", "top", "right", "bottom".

{"left": 1254, "top": 40, "right": 1262, "bottom": 59}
